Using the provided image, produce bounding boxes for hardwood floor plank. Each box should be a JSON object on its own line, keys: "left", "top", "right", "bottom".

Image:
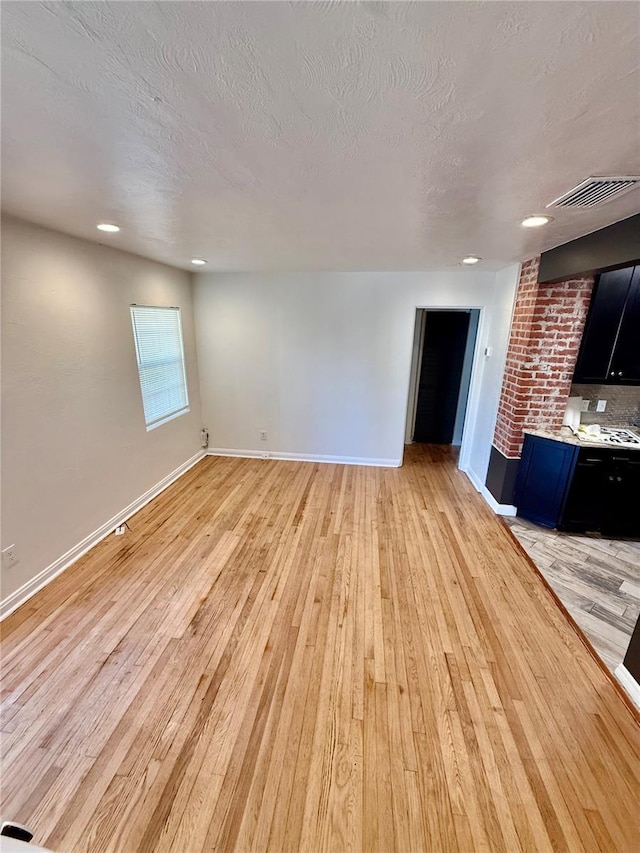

{"left": 1, "top": 446, "right": 638, "bottom": 852}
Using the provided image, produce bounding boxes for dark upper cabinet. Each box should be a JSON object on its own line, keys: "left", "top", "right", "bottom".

{"left": 609, "top": 266, "right": 640, "bottom": 383}
{"left": 573, "top": 266, "right": 638, "bottom": 384}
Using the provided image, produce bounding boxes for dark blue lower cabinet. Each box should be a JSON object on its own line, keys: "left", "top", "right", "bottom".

{"left": 515, "top": 435, "right": 640, "bottom": 536}
{"left": 514, "top": 435, "right": 578, "bottom": 528}
{"left": 559, "top": 449, "right": 609, "bottom": 533}
{"left": 588, "top": 452, "right": 640, "bottom": 537}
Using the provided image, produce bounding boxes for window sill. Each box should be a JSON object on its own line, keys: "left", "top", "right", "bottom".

{"left": 146, "top": 407, "right": 190, "bottom": 431}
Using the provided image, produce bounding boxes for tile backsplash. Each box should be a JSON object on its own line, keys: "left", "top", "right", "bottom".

{"left": 571, "top": 384, "right": 640, "bottom": 427}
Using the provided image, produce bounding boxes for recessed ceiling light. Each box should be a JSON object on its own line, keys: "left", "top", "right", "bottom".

{"left": 191, "top": 258, "right": 207, "bottom": 266}
{"left": 462, "top": 256, "right": 481, "bottom": 265}
{"left": 96, "top": 223, "right": 120, "bottom": 232}
{"left": 521, "top": 215, "right": 552, "bottom": 228}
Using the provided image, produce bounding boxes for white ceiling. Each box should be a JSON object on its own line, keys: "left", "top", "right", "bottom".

{"left": 2, "top": 1, "right": 640, "bottom": 272}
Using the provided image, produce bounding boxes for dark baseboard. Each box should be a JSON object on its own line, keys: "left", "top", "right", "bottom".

{"left": 485, "top": 445, "right": 521, "bottom": 506}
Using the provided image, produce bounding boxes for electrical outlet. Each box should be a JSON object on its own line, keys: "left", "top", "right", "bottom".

{"left": 580, "top": 400, "right": 590, "bottom": 412}
{"left": 260, "top": 430, "right": 267, "bottom": 441}
{"left": 114, "top": 525, "right": 127, "bottom": 536}
{"left": 2, "top": 545, "right": 19, "bottom": 569}
{"left": 596, "top": 400, "right": 607, "bottom": 412}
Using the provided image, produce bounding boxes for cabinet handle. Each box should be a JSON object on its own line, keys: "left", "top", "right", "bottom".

{"left": 618, "top": 371, "right": 624, "bottom": 377}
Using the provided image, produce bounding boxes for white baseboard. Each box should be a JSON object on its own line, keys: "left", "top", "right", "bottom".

{"left": 481, "top": 487, "right": 517, "bottom": 517}
{"left": 207, "top": 448, "right": 401, "bottom": 468}
{"left": 614, "top": 664, "right": 640, "bottom": 711}
{"left": 462, "top": 467, "right": 484, "bottom": 493}
{"left": 462, "top": 467, "right": 517, "bottom": 516}
{"left": 0, "top": 450, "right": 206, "bottom": 621}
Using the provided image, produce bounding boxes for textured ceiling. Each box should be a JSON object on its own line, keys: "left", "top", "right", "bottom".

{"left": 2, "top": 1, "right": 640, "bottom": 271}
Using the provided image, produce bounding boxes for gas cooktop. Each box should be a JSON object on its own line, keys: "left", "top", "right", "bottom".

{"left": 574, "top": 426, "right": 640, "bottom": 448}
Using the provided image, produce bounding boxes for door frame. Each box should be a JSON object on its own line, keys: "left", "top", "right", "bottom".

{"left": 404, "top": 310, "right": 427, "bottom": 444}
{"left": 401, "top": 306, "right": 484, "bottom": 468}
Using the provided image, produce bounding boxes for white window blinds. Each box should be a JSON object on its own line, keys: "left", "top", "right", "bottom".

{"left": 130, "top": 305, "right": 190, "bottom": 430}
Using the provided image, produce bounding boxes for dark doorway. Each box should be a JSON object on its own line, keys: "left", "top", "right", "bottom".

{"left": 413, "top": 311, "right": 471, "bottom": 444}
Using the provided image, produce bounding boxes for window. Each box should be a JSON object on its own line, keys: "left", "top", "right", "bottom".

{"left": 130, "top": 305, "right": 189, "bottom": 430}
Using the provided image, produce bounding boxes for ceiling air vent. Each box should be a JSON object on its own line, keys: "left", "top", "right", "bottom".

{"left": 546, "top": 176, "right": 640, "bottom": 208}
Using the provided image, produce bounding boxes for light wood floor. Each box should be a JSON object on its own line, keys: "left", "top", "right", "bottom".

{"left": 1, "top": 446, "right": 639, "bottom": 852}
{"left": 507, "top": 517, "right": 640, "bottom": 674}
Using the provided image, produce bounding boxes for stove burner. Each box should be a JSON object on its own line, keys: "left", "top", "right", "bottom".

{"left": 578, "top": 427, "right": 640, "bottom": 447}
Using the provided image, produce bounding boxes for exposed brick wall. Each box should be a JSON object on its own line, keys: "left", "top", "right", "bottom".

{"left": 493, "top": 258, "right": 594, "bottom": 458}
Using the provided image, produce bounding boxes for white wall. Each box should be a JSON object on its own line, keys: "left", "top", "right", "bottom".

{"left": 457, "top": 264, "right": 521, "bottom": 486}
{"left": 194, "top": 267, "right": 520, "bottom": 477}
{"left": 1, "top": 217, "right": 202, "bottom": 604}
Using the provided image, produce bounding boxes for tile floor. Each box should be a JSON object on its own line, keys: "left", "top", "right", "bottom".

{"left": 506, "top": 517, "right": 640, "bottom": 674}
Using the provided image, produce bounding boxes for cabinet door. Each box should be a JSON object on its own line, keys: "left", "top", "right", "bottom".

{"left": 560, "top": 450, "right": 609, "bottom": 532}
{"left": 573, "top": 267, "right": 634, "bottom": 383}
{"left": 609, "top": 266, "right": 640, "bottom": 384}
{"left": 515, "top": 436, "right": 578, "bottom": 528}
{"left": 601, "top": 454, "right": 640, "bottom": 537}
